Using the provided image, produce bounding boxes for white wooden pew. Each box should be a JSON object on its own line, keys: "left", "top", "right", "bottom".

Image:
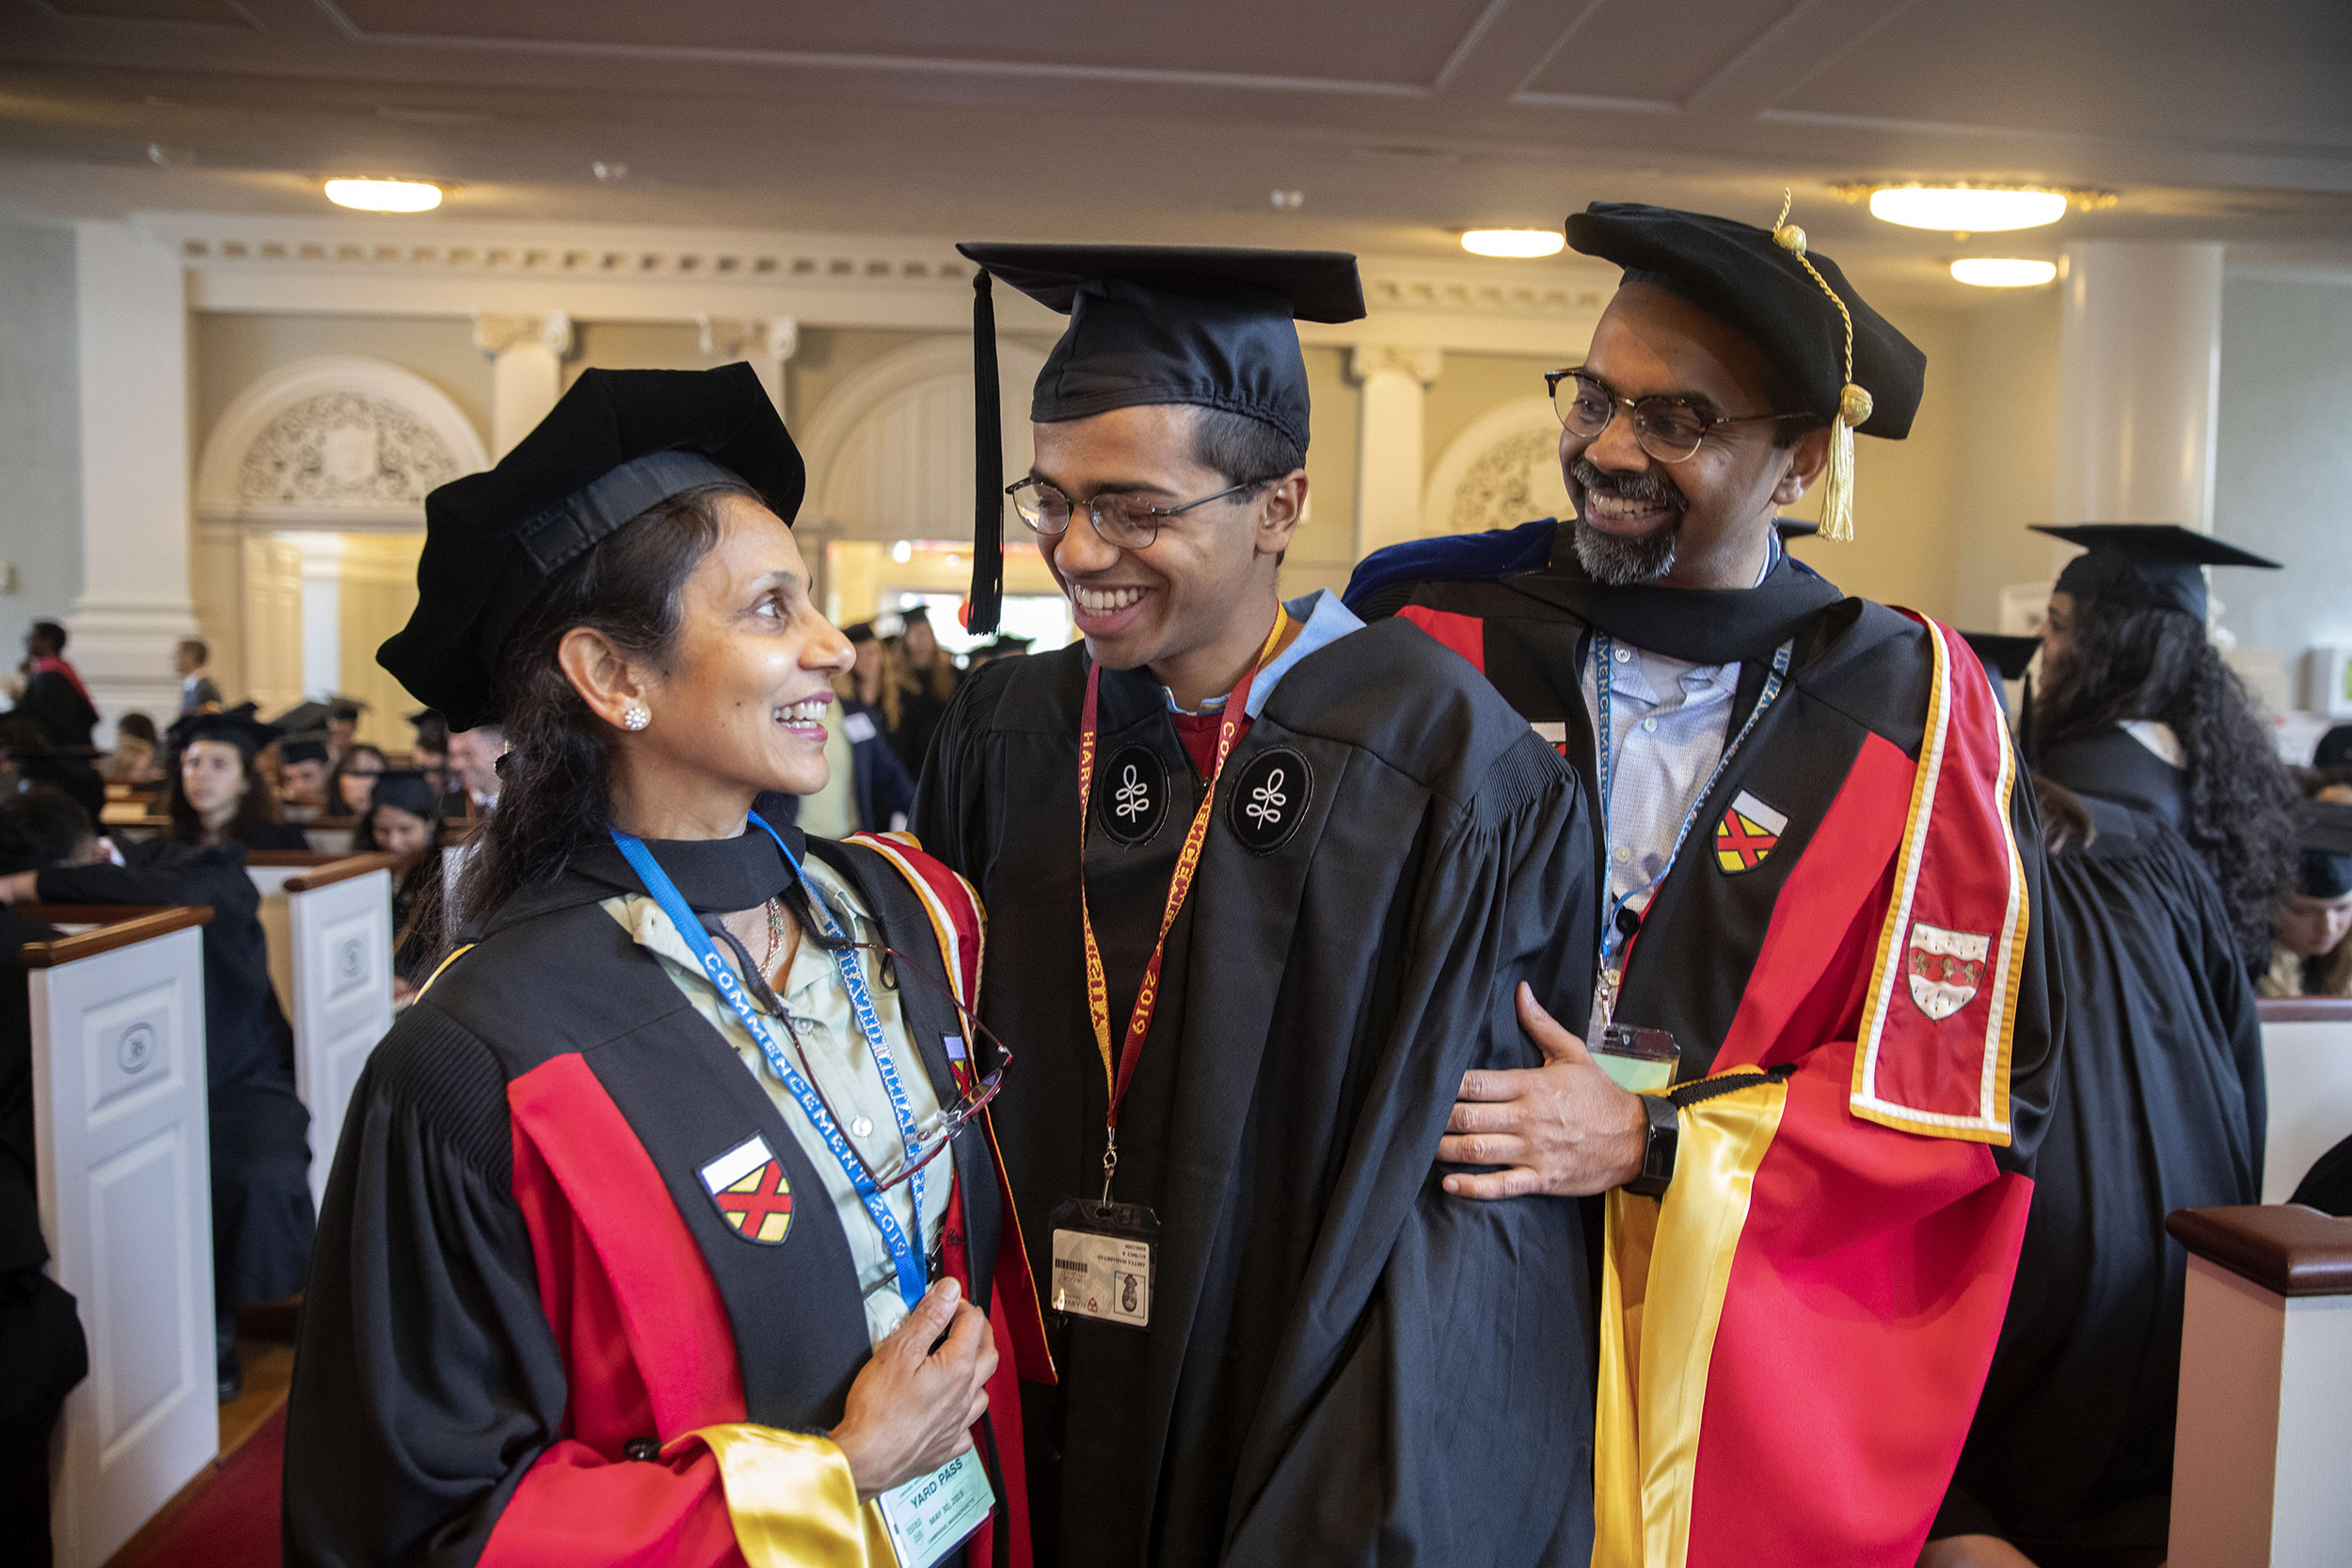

{"left": 2166, "top": 1204, "right": 2352, "bottom": 1568}
{"left": 245, "top": 852, "right": 397, "bottom": 1209}
{"left": 20, "top": 905, "right": 219, "bottom": 1568}
{"left": 2256, "top": 998, "right": 2352, "bottom": 1203}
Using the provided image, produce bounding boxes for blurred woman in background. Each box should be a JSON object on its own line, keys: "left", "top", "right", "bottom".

{"left": 329, "top": 741, "right": 389, "bottom": 816}
{"left": 162, "top": 705, "right": 310, "bottom": 851}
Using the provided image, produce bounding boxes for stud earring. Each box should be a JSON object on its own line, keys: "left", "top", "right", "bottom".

{"left": 620, "top": 704, "right": 651, "bottom": 732}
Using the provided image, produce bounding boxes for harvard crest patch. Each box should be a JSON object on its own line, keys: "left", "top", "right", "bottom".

{"left": 1713, "top": 789, "right": 1788, "bottom": 874}
{"left": 1905, "top": 922, "right": 1991, "bottom": 1022}
{"left": 700, "top": 1133, "right": 794, "bottom": 1244}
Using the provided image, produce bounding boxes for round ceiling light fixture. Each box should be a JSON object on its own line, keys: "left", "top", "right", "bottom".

{"left": 324, "top": 178, "right": 443, "bottom": 213}
{"left": 1950, "top": 257, "right": 2058, "bottom": 288}
{"left": 1461, "top": 229, "right": 1565, "bottom": 259}
{"left": 1866, "top": 184, "right": 2068, "bottom": 232}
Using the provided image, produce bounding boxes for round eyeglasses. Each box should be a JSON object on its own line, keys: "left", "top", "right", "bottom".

{"left": 1546, "top": 369, "right": 1816, "bottom": 465}
{"left": 1005, "top": 477, "right": 1267, "bottom": 551}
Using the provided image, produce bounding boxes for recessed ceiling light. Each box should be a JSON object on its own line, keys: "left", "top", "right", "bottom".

{"left": 324, "top": 178, "right": 442, "bottom": 213}
{"left": 1462, "top": 229, "right": 1565, "bottom": 259}
{"left": 1868, "top": 185, "right": 2067, "bottom": 232}
{"left": 1951, "top": 258, "right": 2058, "bottom": 288}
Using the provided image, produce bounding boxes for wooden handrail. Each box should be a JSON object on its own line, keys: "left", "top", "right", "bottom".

{"left": 284, "top": 852, "right": 399, "bottom": 893}
{"left": 2256, "top": 997, "right": 2352, "bottom": 1023}
{"left": 244, "top": 850, "right": 341, "bottom": 867}
{"left": 2167, "top": 1204, "right": 2352, "bottom": 1298}
{"left": 14, "top": 905, "right": 214, "bottom": 968}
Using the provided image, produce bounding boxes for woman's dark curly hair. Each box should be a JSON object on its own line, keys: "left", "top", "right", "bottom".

{"left": 2035, "top": 594, "right": 2298, "bottom": 966}
{"left": 421, "top": 481, "right": 837, "bottom": 955}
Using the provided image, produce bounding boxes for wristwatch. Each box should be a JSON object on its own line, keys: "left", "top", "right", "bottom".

{"left": 1623, "top": 1093, "right": 1679, "bottom": 1199}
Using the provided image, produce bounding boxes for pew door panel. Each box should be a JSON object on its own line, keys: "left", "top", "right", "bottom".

{"left": 2256, "top": 1000, "right": 2352, "bottom": 1204}
{"left": 287, "top": 865, "right": 394, "bottom": 1210}
{"left": 25, "top": 913, "right": 218, "bottom": 1568}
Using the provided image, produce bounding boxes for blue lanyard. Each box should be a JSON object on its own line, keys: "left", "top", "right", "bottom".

{"left": 1591, "top": 633, "right": 1794, "bottom": 992}
{"left": 610, "top": 816, "right": 930, "bottom": 1311}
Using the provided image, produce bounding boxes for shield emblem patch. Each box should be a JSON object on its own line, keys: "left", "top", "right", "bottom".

{"left": 1905, "top": 922, "right": 1992, "bottom": 1022}
{"left": 700, "top": 1133, "right": 794, "bottom": 1244}
{"left": 1712, "top": 789, "right": 1788, "bottom": 874}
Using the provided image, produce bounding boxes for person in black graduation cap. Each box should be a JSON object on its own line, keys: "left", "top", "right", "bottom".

{"left": 162, "top": 704, "right": 311, "bottom": 851}
{"left": 920, "top": 243, "right": 1599, "bottom": 1567}
{"left": 2260, "top": 800, "right": 2352, "bottom": 998}
{"left": 0, "top": 785, "right": 314, "bottom": 1402}
{"left": 2032, "top": 524, "right": 2300, "bottom": 972}
{"left": 286, "top": 362, "right": 1046, "bottom": 1568}
{"left": 351, "top": 768, "right": 448, "bottom": 993}
{"left": 1343, "top": 198, "right": 2058, "bottom": 1565}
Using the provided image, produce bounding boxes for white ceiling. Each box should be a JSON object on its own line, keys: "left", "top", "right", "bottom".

{"left": 3, "top": 0, "right": 2349, "bottom": 291}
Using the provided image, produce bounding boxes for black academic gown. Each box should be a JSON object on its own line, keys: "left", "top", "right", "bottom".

{"left": 18, "top": 669, "right": 97, "bottom": 752}
{"left": 283, "top": 827, "right": 1022, "bottom": 1568}
{"left": 2039, "top": 726, "right": 2186, "bottom": 834}
{"left": 914, "top": 620, "right": 1598, "bottom": 1568}
{"left": 1937, "top": 797, "right": 2263, "bottom": 1567}
{"left": 34, "top": 839, "right": 315, "bottom": 1317}
{"left": 1, "top": 907, "right": 89, "bottom": 1568}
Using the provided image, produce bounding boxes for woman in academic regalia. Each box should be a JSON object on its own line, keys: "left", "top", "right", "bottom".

{"left": 161, "top": 705, "right": 312, "bottom": 852}
{"left": 2031, "top": 524, "right": 2298, "bottom": 974}
{"left": 284, "top": 364, "right": 1041, "bottom": 1568}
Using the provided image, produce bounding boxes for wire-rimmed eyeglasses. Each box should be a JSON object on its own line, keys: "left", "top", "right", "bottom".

{"left": 1546, "top": 368, "right": 1817, "bottom": 465}
{"left": 765, "top": 941, "right": 1012, "bottom": 1194}
{"left": 1004, "top": 476, "right": 1268, "bottom": 551}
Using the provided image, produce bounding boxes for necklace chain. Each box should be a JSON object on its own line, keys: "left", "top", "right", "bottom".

{"left": 759, "top": 895, "right": 785, "bottom": 975}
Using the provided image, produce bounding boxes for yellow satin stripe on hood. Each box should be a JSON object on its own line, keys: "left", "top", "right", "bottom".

{"left": 1594, "top": 1075, "right": 1791, "bottom": 1568}
{"left": 671, "top": 1423, "right": 896, "bottom": 1568}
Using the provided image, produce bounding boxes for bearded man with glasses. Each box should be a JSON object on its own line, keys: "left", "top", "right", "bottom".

{"left": 914, "top": 245, "right": 1605, "bottom": 1567}
{"left": 1346, "top": 201, "right": 2060, "bottom": 1567}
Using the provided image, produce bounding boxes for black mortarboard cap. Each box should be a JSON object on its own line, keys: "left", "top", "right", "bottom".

{"left": 166, "top": 702, "right": 280, "bottom": 761}
{"left": 328, "top": 694, "right": 369, "bottom": 722}
{"left": 1961, "top": 631, "right": 2040, "bottom": 683}
{"left": 2296, "top": 800, "right": 2352, "bottom": 899}
{"left": 844, "top": 622, "right": 876, "bottom": 645}
{"left": 367, "top": 768, "right": 443, "bottom": 822}
{"left": 2032, "top": 524, "right": 2280, "bottom": 621}
{"left": 2316, "top": 724, "right": 2352, "bottom": 771}
{"left": 1567, "top": 202, "right": 1925, "bottom": 442}
{"left": 954, "top": 243, "right": 1365, "bottom": 633}
{"left": 271, "top": 700, "right": 333, "bottom": 740}
{"left": 281, "top": 737, "right": 329, "bottom": 766}
{"left": 379, "top": 363, "right": 804, "bottom": 731}
{"left": 1774, "top": 517, "right": 1820, "bottom": 542}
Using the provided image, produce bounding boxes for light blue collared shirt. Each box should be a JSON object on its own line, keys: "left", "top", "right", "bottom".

{"left": 1164, "top": 590, "right": 1365, "bottom": 717}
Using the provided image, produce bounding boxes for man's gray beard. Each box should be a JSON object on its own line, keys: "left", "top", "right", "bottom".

{"left": 1571, "top": 514, "right": 1681, "bottom": 585}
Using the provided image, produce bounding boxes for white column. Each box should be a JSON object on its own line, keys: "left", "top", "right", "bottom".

{"left": 2054, "top": 241, "right": 2224, "bottom": 532}
{"left": 699, "top": 315, "right": 801, "bottom": 420}
{"left": 473, "top": 310, "right": 574, "bottom": 460}
{"left": 70, "top": 221, "right": 199, "bottom": 734}
{"left": 289, "top": 531, "right": 344, "bottom": 700}
{"left": 1348, "top": 345, "right": 1443, "bottom": 560}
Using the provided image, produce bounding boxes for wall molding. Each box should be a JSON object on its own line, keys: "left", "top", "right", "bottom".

{"left": 137, "top": 211, "right": 1615, "bottom": 353}
{"left": 1421, "top": 396, "right": 1569, "bottom": 538}
{"left": 194, "top": 354, "right": 488, "bottom": 530}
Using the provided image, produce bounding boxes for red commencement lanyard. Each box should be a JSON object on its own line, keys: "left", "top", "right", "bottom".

{"left": 1078, "top": 608, "right": 1289, "bottom": 1201}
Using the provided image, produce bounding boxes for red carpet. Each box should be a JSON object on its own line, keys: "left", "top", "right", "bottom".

{"left": 116, "top": 1407, "right": 283, "bottom": 1568}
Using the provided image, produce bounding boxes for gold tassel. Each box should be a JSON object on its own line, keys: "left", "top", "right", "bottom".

{"left": 1772, "top": 190, "right": 1867, "bottom": 543}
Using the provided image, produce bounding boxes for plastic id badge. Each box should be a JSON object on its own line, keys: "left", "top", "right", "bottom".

{"left": 1591, "top": 1022, "right": 1679, "bottom": 1093}
{"left": 875, "top": 1448, "right": 994, "bottom": 1568}
{"left": 1048, "top": 1197, "right": 1158, "bottom": 1329}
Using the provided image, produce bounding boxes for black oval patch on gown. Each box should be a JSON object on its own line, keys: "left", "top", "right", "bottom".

{"left": 1095, "top": 743, "right": 1169, "bottom": 847}
{"left": 1228, "top": 747, "right": 1311, "bottom": 855}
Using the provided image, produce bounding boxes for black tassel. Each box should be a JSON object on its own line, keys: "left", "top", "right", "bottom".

{"left": 969, "top": 269, "right": 1004, "bottom": 637}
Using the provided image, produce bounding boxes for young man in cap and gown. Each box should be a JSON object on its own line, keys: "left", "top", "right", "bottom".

{"left": 1346, "top": 199, "right": 2059, "bottom": 1565}
{"left": 914, "top": 245, "right": 1603, "bottom": 1565}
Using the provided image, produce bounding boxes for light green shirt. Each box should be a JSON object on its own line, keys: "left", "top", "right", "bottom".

{"left": 603, "top": 855, "right": 949, "bottom": 1344}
